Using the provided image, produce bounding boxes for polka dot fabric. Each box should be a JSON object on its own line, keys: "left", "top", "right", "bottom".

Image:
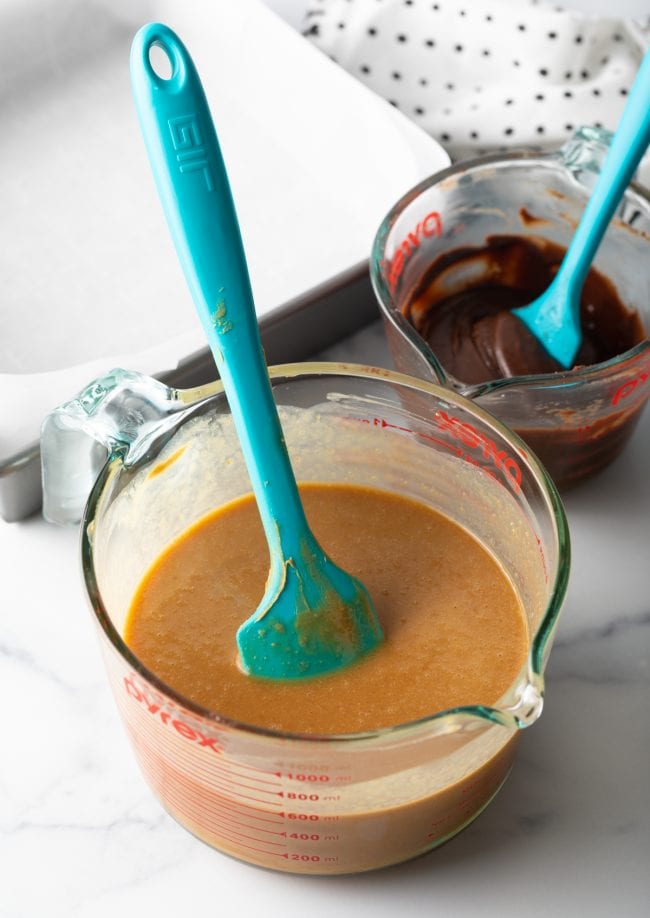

{"left": 302, "top": 0, "right": 650, "bottom": 171}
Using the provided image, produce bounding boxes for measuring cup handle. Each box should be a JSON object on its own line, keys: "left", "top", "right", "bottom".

{"left": 40, "top": 368, "right": 195, "bottom": 524}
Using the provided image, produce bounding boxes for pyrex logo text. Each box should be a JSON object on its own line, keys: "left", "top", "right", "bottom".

{"left": 384, "top": 211, "right": 442, "bottom": 294}
{"left": 611, "top": 368, "right": 649, "bottom": 406}
{"left": 124, "top": 675, "right": 224, "bottom": 754}
{"left": 436, "top": 410, "right": 523, "bottom": 493}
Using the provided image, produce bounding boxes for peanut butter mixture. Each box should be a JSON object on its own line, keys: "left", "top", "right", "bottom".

{"left": 125, "top": 484, "right": 527, "bottom": 735}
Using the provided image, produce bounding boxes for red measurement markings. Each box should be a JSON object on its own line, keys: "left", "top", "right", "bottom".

{"left": 201, "top": 796, "right": 284, "bottom": 828}
{"left": 208, "top": 774, "right": 282, "bottom": 794}
{"left": 425, "top": 776, "right": 499, "bottom": 839}
{"left": 245, "top": 824, "right": 285, "bottom": 837}
{"left": 205, "top": 802, "right": 284, "bottom": 830}
{"left": 159, "top": 749, "right": 282, "bottom": 789}
{"left": 201, "top": 825, "right": 288, "bottom": 859}
{"left": 158, "top": 781, "right": 282, "bottom": 834}
{"left": 125, "top": 729, "right": 301, "bottom": 861}
{"left": 230, "top": 844, "right": 289, "bottom": 860}
{"left": 211, "top": 762, "right": 281, "bottom": 785}
{"left": 126, "top": 728, "right": 285, "bottom": 827}
{"left": 457, "top": 778, "right": 488, "bottom": 818}
{"left": 611, "top": 367, "right": 649, "bottom": 406}
{"left": 234, "top": 762, "right": 281, "bottom": 776}
{"left": 382, "top": 210, "right": 443, "bottom": 294}
{"left": 214, "top": 803, "right": 283, "bottom": 826}
{"left": 208, "top": 780, "right": 283, "bottom": 805}
{"left": 210, "top": 818, "right": 284, "bottom": 844}
{"left": 208, "top": 821, "right": 287, "bottom": 848}
{"left": 154, "top": 786, "right": 288, "bottom": 854}
{"left": 360, "top": 414, "right": 521, "bottom": 493}
{"left": 359, "top": 416, "right": 462, "bottom": 456}
{"left": 569, "top": 422, "right": 595, "bottom": 438}
{"left": 532, "top": 531, "right": 549, "bottom": 584}
{"left": 195, "top": 788, "right": 283, "bottom": 823}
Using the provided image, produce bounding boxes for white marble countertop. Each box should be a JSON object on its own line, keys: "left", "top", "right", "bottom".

{"left": 2, "top": 321, "right": 649, "bottom": 918}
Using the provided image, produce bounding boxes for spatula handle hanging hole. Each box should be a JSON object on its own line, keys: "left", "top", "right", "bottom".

{"left": 148, "top": 41, "right": 174, "bottom": 80}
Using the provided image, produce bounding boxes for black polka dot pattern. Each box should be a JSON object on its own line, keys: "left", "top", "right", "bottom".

{"left": 302, "top": 0, "right": 645, "bottom": 165}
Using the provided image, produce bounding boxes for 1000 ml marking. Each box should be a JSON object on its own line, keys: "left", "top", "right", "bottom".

{"left": 283, "top": 773, "right": 331, "bottom": 782}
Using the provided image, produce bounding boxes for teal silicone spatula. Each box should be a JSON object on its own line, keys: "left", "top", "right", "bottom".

{"left": 130, "top": 24, "right": 384, "bottom": 680}
{"left": 512, "top": 48, "right": 650, "bottom": 369}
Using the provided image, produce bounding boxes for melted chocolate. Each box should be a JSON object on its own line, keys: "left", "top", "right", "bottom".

{"left": 405, "top": 236, "right": 643, "bottom": 386}
{"left": 403, "top": 235, "right": 647, "bottom": 488}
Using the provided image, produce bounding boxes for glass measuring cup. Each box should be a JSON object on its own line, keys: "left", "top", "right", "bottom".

{"left": 41, "top": 363, "right": 569, "bottom": 874}
{"left": 371, "top": 127, "right": 650, "bottom": 490}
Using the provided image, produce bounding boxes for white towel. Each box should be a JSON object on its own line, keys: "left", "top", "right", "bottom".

{"left": 303, "top": 0, "right": 650, "bottom": 177}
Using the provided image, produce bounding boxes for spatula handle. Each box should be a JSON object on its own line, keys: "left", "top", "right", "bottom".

{"left": 130, "top": 23, "right": 309, "bottom": 560}
{"left": 563, "top": 48, "right": 650, "bottom": 295}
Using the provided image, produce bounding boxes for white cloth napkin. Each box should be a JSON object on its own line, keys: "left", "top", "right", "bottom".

{"left": 303, "top": 0, "right": 650, "bottom": 177}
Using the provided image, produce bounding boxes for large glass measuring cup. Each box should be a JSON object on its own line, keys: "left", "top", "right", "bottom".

{"left": 371, "top": 128, "right": 650, "bottom": 490}
{"left": 42, "top": 363, "right": 569, "bottom": 874}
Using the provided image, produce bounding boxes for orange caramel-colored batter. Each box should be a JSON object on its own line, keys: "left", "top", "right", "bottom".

{"left": 124, "top": 484, "right": 528, "bottom": 735}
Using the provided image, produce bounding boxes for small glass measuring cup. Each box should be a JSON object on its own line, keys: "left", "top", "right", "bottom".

{"left": 371, "top": 128, "right": 650, "bottom": 490}
{"left": 42, "top": 363, "right": 569, "bottom": 874}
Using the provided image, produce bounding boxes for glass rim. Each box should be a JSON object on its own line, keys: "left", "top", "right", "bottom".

{"left": 81, "top": 362, "right": 570, "bottom": 746}
{"left": 370, "top": 148, "right": 650, "bottom": 395}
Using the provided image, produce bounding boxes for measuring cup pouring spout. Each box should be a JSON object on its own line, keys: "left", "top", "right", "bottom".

{"left": 371, "top": 127, "right": 650, "bottom": 490}
{"left": 41, "top": 363, "right": 568, "bottom": 873}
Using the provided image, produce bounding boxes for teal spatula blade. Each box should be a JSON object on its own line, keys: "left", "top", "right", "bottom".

{"left": 130, "top": 23, "right": 384, "bottom": 680}
{"left": 514, "top": 49, "right": 650, "bottom": 369}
